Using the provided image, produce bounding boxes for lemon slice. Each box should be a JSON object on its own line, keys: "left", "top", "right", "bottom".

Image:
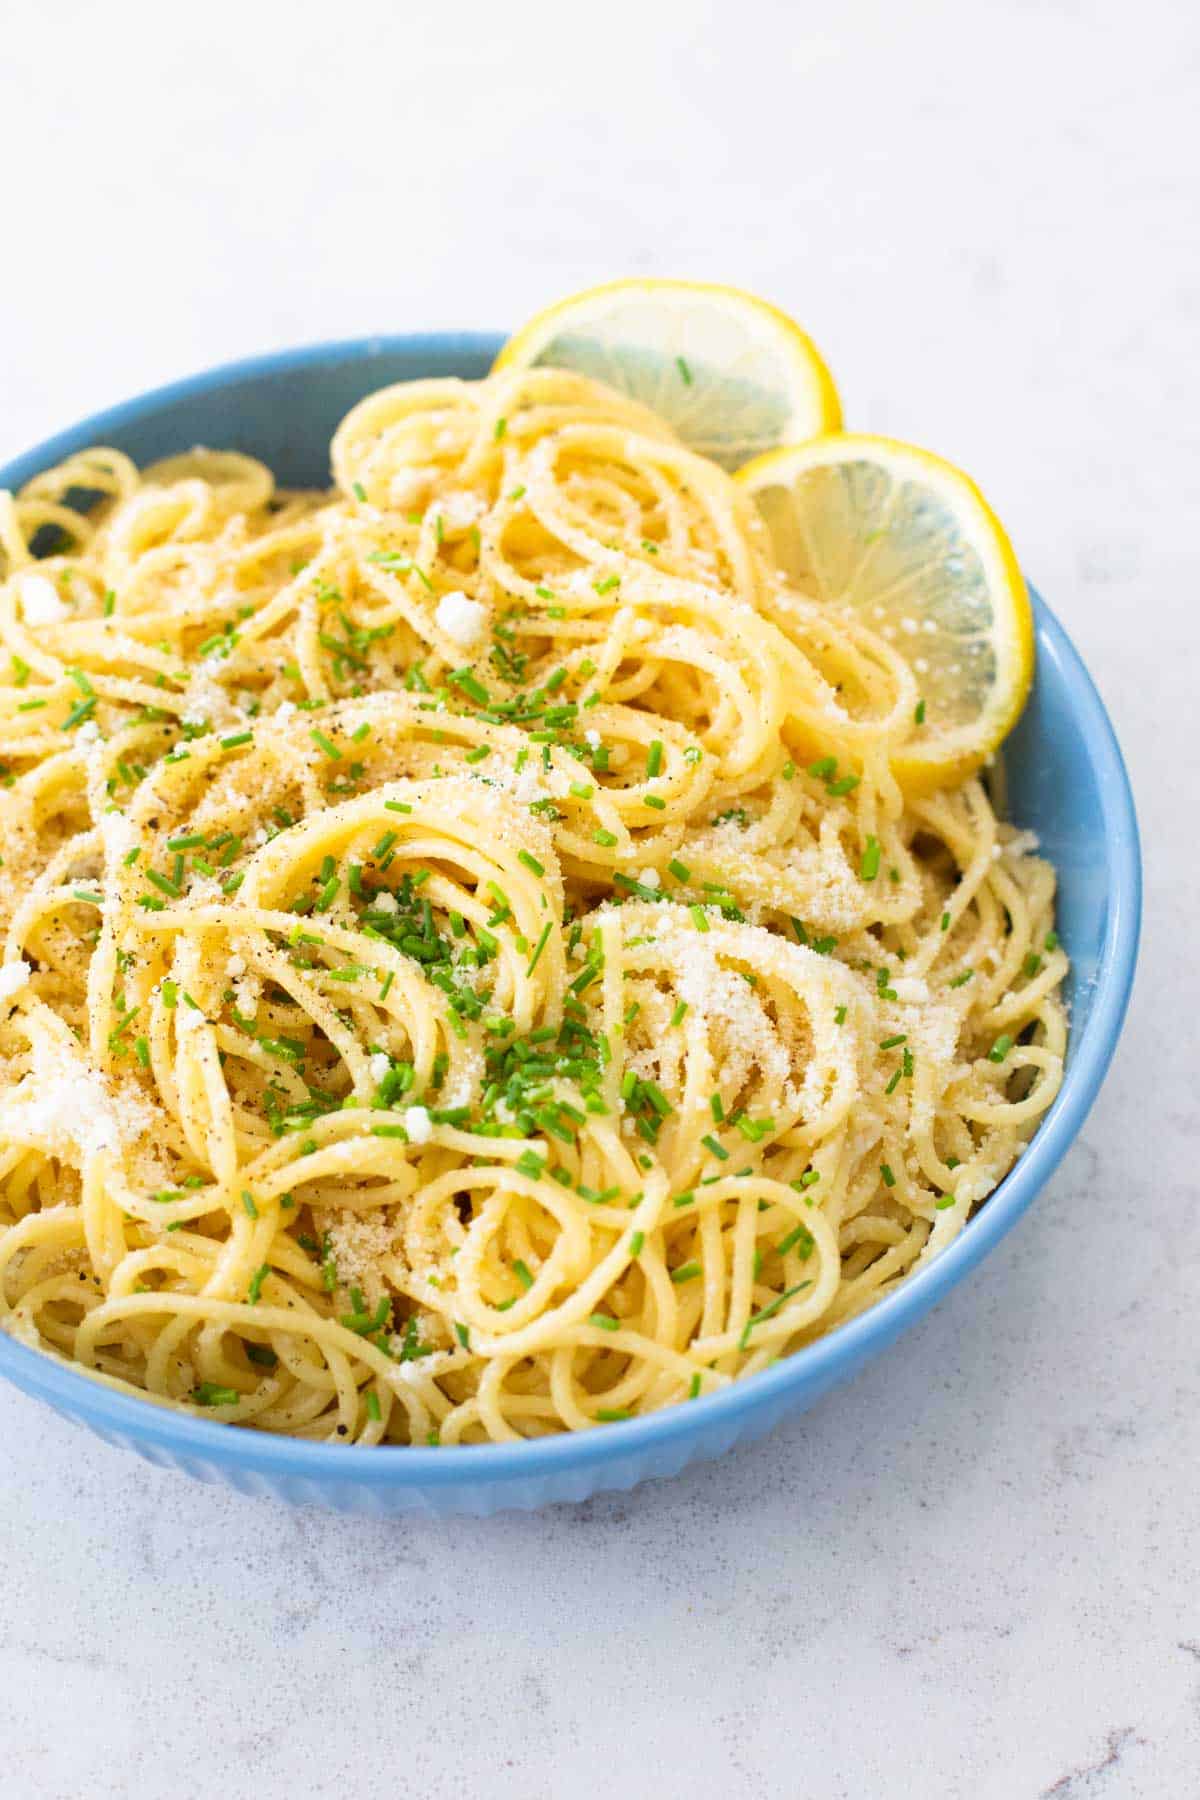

{"left": 738, "top": 435, "right": 1034, "bottom": 790}
{"left": 495, "top": 279, "right": 841, "bottom": 470}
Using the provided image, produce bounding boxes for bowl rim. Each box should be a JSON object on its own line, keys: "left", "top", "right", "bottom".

{"left": 0, "top": 334, "right": 1142, "bottom": 1486}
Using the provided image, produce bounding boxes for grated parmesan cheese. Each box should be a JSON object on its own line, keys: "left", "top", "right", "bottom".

{"left": 0, "top": 960, "right": 30, "bottom": 1005}
{"left": 438, "top": 492, "right": 486, "bottom": 533}
{"left": 17, "top": 573, "right": 68, "bottom": 625}
{"left": 0, "top": 1034, "right": 156, "bottom": 1159}
{"left": 403, "top": 1105, "right": 433, "bottom": 1143}
{"left": 434, "top": 590, "right": 489, "bottom": 647}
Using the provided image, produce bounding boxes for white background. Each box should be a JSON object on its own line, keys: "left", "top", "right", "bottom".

{"left": 0, "top": 3, "right": 1196, "bottom": 1796}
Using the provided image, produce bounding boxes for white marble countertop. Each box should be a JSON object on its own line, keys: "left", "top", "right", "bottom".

{"left": 0, "top": 4, "right": 1194, "bottom": 1795}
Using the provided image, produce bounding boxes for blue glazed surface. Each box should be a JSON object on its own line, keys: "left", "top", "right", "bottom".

{"left": 0, "top": 337, "right": 1141, "bottom": 1514}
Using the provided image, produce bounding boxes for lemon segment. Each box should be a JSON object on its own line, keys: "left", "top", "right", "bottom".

{"left": 495, "top": 279, "right": 841, "bottom": 470}
{"left": 738, "top": 434, "right": 1035, "bottom": 790}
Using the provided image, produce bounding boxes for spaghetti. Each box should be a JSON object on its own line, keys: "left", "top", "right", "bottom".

{"left": 0, "top": 366, "right": 1067, "bottom": 1443}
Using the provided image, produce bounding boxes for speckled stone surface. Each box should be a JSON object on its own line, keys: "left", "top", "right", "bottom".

{"left": 0, "top": 4, "right": 1193, "bottom": 1795}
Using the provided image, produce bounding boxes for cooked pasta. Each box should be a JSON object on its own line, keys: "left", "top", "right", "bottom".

{"left": 0, "top": 365, "right": 1067, "bottom": 1443}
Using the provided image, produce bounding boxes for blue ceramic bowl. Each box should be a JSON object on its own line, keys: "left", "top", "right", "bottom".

{"left": 0, "top": 336, "right": 1141, "bottom": 1514}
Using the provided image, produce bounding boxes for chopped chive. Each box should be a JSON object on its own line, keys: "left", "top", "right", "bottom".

{"left": 670, "top": 1261, "right": 702, "bottom": 1284}
{"left": 526, "top": 919, "right": 553, "bottom": 976}
{"left": 935, "top": 1193, "right": 957, "bottom": 1210}
{"left": 493, "top": 417, "right": 507, "bottom": 441}
{"left": 464, "top": 744, "right": 491, "bottom": 764}
{"left": 826, "top": 774, "right": 860, "bottom": 797}
{"left": 988, "top": 1034, "right": 1014, "bottom": 1063}
{"left": 454, "top": 1322, "right": 470, "bottom": 1350}
{"left": 941, "top": 910, "right": 951, "bottom": 931}
{"left": 593, "top": 828, "right": 617, "bottom": 848}
{"left": 241, "top": 1190, "right": 258, "bottom": 1219}
{"left": 645, "top": 740, "right": 663, "bottom": 778}
{"left": 589, "top": 1312, "right": 620, "bottom": 1331}
{"left": 385, "top": 800, "right": 412, "bottom": 814}
{"left": 629, "top": 1231, "right": 644, "bottom": 1257}
{"left": 880, "top": 1034, "right": 907, "bottom": 1050}
{"left": 885, "top": 1068, "right": 902, "bottom": 1095}
{"left": 701, "top": 1134, "right": 728, "bottom": 1161}
{"left": 688, "top": 1373, "right": 701, "bottom": 1399}
{"left": 517, "top": 849, "right": 545, "bottom": 877}
{"left": 667, "top": 858, "right": 690, "bottom": 883}
{"left": 915, "top": 698, "right": 926, "bottom": 725}
{"left": 71, "top": 888, "right": 104, "bottom": 905}
{"left": 834, "top": 1005, "right": 847, "bottom": 1024}
{"left": 144, "top": 869, "right": 181, "bottom": 899}
{"left": 593, "top": 574, "right": 620, "bottom": 595}
{"left": 1045, "top": 931, "right": 1059, "bottom": 952}
{"left": 777, "top": 1222, "right": 814, "bottom": 1259}
{"left": 860, "top": 835, "right": 881, "bottom": 881}
{"left": 675, "top": 355, "right": 693, "bottom": 385}
{"left": 689, "top": 904, "right": 709, "bottom": 932}
{"left": 949, "top": 968, "right": 974, "bottom": 988}
{"left": 513, "top": 1259, "right": 534, "bottom": 1291}
{"left": 61, "top": 696, "right": 97, "bottom": 730}
{"left": 220, "top": 730, "right": 253, "bottom": 750}
{"left": 364, "top": 1389, "right": 382, "bottom": 1422}
{"left": 670, "top": 1000, "right": 688, "bottom": 1027}
{"left": 596, "top": 1408, "right": 632, "bottom": 1422}
{"left": 709, "top": 1093, "right": 724, "bottom": 1122}
{"left": 449, "top": 668, "right": 490, "bottom": 705}
{"left": 643, "top": 794, "right": 666, "bottom": 811}
{"left": 737, "top": 1281, "right": 812, "bottom": 1349}
{"left": 310, "top": 728, "right": 342, "bottom": 760}
{"left": 515, "top": 1148, "right": 545, "bottom": 1179}
{"left": 134, "top": 1036, "right": 150, "bottom": 1068}
{"left": 880, "top": 1162, "right": 896, "bottom": 1187}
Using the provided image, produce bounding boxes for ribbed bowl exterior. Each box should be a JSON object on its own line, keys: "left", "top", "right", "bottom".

{"left": 0, "top": 336, "right": 1141, "bottom": 1515}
